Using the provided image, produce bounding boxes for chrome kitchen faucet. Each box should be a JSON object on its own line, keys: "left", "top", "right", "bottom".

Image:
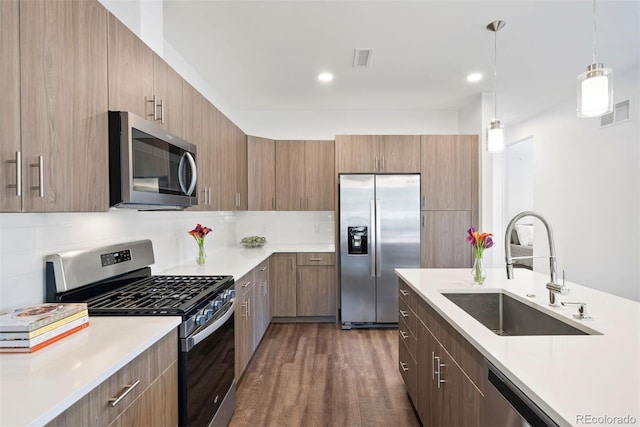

{"left": 504, "top": 211, "right": 569, "bottom": 306}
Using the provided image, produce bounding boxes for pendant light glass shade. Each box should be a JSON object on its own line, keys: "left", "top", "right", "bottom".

{"left": 487, "top": 119, "right": 504, "bottom": 153}
{"left": 577, "top": 0, "right": 613, "bottom": 118}
{"left": 577, "top": 63, "right": 613, "bottom": 117}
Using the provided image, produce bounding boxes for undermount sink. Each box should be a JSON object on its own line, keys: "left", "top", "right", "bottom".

{"left": 441, "top": 292, "right": 600, "bottom": 336}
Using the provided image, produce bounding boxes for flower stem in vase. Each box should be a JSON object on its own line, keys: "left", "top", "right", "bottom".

{"left": 196, "top": 240, "right": 206, "bottom": 266}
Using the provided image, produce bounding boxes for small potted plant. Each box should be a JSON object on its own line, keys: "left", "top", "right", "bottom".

{"left": 189, "top": 224, "right": 212, "bottom": 266}
{"left": 466, "top": 227, "right": 494, "bottom": 284}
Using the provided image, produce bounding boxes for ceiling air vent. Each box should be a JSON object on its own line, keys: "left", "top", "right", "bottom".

{"left": 353, "top": 48, "right": 373, "bottom": 68}
{"left": 601, "top": 100, "right": 630, "bottom": 127}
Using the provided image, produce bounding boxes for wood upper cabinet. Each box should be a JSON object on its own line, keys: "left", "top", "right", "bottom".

{"left": 201, "top": 101, "right": 220, "bottom": 210}
{"left": 0, "top": 0, "right": 21, "bottom": 212}
{"left": 219, "top": 114, "right": 248, "bottom": 212}
{"left": 19, "top": 0, "right": 109, "bottom": 212}
{"left": 107, "top": 13, "right": 153, "bottom": 120}
{"left": 235, "top": 128, "right": 248, "bottom": 211}
{"left": 421, "top": 135, "right": 478, "bottom": 211}
{"left": 275, "top": 140, "right": 305, "bottom": 210}
{"left": 336, "top": 135, "right": 378, "bottom": 173}
{"left": 182, "top": 83, "right": 209, "bottom": 211}
{"left": 269, "top": 253, "right": 297, "bottom": 317}
{"left": 421, "top": 210, "right": 472, "bottom": 268}
{"left": 153, "top": 54, "right": 183, "bottom": 136}
{"left": 247, "top": 136, "right": 276, "bottom": 210}
{"left": 379, "top": 135, "right": 420, "bottom": 172}
{"left": 305, "top": 140, "right": 335, "bottom": 211}
{"left": 273, "top": 140, "right": 335, "bottom": 211}
{"left": 108, "top": 13, "right": 183, "bottom": 136}
{"left": 336, "top": 135, "right": 420, "bottom": 173}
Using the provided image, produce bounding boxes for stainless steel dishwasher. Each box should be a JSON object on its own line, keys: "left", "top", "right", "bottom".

{"left": 483, "top": 361, "right": 559, "bottom": 427}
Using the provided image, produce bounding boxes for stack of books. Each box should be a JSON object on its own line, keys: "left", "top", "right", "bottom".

{"left": 0, "top": 303, "right": 89, "bottom": 353}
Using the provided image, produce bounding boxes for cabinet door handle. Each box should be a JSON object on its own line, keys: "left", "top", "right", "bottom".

{"left": 247, "top": 298, "right": 251, "bottom": 317}
{"left": 422, "top": 215, "right": 425, "bottom": 228}
{"left": 109, "top": 380, "right": 141, "bottom": 407}
{"left": 399, "top": 330, "right": 409, "bottom": 339}
{"left": 297, "top": 270, "right": 301, "bottom": 283}
{"left": 432, "top": 352, "right": 437, "bottom": 379}
{"left": 236, "top": 192, "right": 240, "bottom": 208}
{"left": 148, "top": 95, "right": 158, "bottom": 121}
{"left": 421, "top": 194, "right": 426, "bottom": 209}
{"left": 242, "top": 281, "right": 251, "bottom": 288}
{"left": 308, "top": 257, "right": 322, "bottom": 262}
{"left": 381, "top": 156, "right": 385, "bottom": 170}
{"left": 437, "top": 358, "right": 446, "bottom": 389}
{"left": 399, "top": 289, "right": 409, "bottom": 297}
{"left": 374, "top": 157, "right": 379, "bottom": 170}
{"left": 208, "top": 188, "right": 212, "bottom": 206}
{"left": 160, "top": 98, "right": 165, "bottom": 124}
{"left": 260, "top": 266, "right": 268, "bottom": 272}
{"left": 399, "top": 310, "right": 409, "bottom": 318}
{"left": 242, "top": 302, "right": 247, "bottom": 318}
{"left": 400, "top": 361, "right": 409, "bottom": 372}
{"left": 306, "top": 196, "right": 309, "bottom": 210}
{"left": 30, "top": 155, "right": 44, "bottom": 198}
{"left": 290, "top": 258, "right": 295, "bottom": 270}
{"left": 7, "top": 151, "right": 22, "bottom": 196}
{"left": 272, "top": 197, "right": 275, "bottom": 209}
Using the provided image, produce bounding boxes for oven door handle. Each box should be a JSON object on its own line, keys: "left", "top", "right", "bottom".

{"left": 184, "top": 298, "right": 236, "bottom": 352}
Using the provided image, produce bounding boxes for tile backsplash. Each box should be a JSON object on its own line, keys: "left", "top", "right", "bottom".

{"left": 0, "top": 210, "right": 334, "bottom": 312}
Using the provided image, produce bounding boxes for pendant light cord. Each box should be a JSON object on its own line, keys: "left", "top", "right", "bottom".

{"left": 592, "top": 0, "right": 597, "bottom": 64}
{"left": 494, "top": 25, "right": 498, "bottom": 120}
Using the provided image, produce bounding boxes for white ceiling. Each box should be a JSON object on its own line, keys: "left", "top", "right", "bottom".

{"left": 163, "top": 0, "right": 639, "bottom": 126}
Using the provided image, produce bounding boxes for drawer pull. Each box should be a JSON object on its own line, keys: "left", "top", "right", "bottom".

{"left": 399, "top": 310, "right": 409, "bottom": 318}
{"left": 109, "top": 380, "right": 140, "bottom": 407}
{"left": 400, "top": 361, "right": 409, "bottom": 372}
{"left": 308, "top": 257, "right": 322, "bottom": 261}
{"left": 260, "top": 266, "right": 268, "bottom": 271}
{"left": 399, "top": 330, "right": 409, "bottom": 339}
{"left": 242, "top": 281, "right": 251, "bottom": 288}
{"left": 399, "top": 289, "right": 409, "bottom": 297}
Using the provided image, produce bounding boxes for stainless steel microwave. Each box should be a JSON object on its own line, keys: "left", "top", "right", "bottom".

{"left": 109, "top": 111, "right": 198, "bottom": 210}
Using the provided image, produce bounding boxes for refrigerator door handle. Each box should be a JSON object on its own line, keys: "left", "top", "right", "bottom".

{"left": 375, "top": 199, "right": 382, "bottom": 277}
{"left": 370, "top": 199, "right": 376, "bottom": 278}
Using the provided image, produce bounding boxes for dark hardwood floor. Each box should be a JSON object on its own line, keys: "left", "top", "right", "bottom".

{"left": 229, "top": 323, "right": 420, "bottom": 427}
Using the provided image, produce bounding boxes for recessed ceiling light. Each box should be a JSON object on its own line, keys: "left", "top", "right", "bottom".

{"left": 466, "top": 73, "right": 483, "bottom": 83}
{"left": 318, "top": 72, "right": 334, "bottom": 82}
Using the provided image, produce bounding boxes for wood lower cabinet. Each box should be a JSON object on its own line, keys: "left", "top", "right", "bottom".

{"left": 421, "top": 211, "right": 472, "bottom": 268}
{"left": 253, "top": 259, "right": 270, "bottom": 347}
{"left": 18, "top": 0, "right": 109, "bottom": 212}
{"left": 235, "top": 273, "right": 255, "bottom": 381}
{"left": 269, "top": 253, "right": 297, "bottom": 317}
{"left": 247, "top": 136, "right": 276, "bottom": 210}
{"left": 47, "top": 329, "right": 178, "bottom": 427}
{"left": 399, "top": 280, "right": 483, "bottom": 427}
{"left": 271, "top": 253, "right": 336, "bottom": 321}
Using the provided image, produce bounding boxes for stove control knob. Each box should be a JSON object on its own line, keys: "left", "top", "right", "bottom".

{"left": 203, "top": 308, "right": 214, "bottom": 319}
{"left": 213, "top": 299, "right": 223, "bottom": 310}
{"left": 195, "top": 314, "right": 207, "bottom": 325}
{"left": 226, "top": 289, "right": 236, "bottom": 299}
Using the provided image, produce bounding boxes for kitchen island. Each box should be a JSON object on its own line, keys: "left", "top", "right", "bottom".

{"left": 396, "top": 268, "right": 639, "bottom": 426}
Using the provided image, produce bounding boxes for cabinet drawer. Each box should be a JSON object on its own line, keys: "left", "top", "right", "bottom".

{"left": 296, "top": 252, "right": 335, "bottom": 266}
{"left": 398, "top": 337, "right": 417, "bottom": 404}
{"left": 90, "top": 329, "right": 177, "bottom": 426}
{"left": 399, "top": 297, "right": 416, "bottom": 337}
{"left": 398, "top": 316, "right": 417, "bottom": 360}
{"left": 398, "top": 280, "right": 417, "bottom": 314}
{"left": 235, "top": 270, "right": 255, "bottom": 298}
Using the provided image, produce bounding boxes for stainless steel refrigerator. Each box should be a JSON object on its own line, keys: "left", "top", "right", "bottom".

{"left": 339, "top": 174, "right": 420, "bottom": 328}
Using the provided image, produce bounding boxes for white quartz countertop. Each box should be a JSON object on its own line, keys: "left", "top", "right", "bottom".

{"left": 0, "top": 316, "right": 181, "bottom": 427}
{"left": 158, "top": 243, "right": 335, "bottom": 278}
{"left": 395, "top": 268, "right": 640, "bottom": 427}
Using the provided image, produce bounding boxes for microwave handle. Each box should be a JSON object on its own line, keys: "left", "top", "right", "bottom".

{"left": 184, "top": 152, "right": 197, "bottom": 196}
{"left": 178, "top": 152, "right": 197, "bottom": 196}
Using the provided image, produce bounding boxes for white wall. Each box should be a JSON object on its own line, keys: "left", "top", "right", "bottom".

{"left": 506, "top": 66, "right": 640, "bottom": 301}
{"left": 504, "top": 137, "right": 534, "bottom": 220}
{"left": 0, "top": 210, "right": 335, "bottom": 312}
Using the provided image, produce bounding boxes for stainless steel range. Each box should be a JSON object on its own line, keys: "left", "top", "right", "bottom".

{"left": 45, "top": 239, "right": 236, "bottom": 427}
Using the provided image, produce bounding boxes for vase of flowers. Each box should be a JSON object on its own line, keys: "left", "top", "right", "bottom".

{"left": 466, "top": 227, "right": 494, "bottom": 284}
{"left": 189, "top": 224, "right": 212, "bottom": 266}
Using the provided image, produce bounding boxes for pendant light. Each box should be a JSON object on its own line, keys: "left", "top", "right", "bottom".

{"left": 487, "top": 20, "right": 505, "bottom": 153}
{"left": 577, "top": 0, "right": 613, "bottom": 118}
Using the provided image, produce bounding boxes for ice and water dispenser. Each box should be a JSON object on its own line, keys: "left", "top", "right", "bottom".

{"left": 347, "top": 226, "right": 368, "bottom": 255}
